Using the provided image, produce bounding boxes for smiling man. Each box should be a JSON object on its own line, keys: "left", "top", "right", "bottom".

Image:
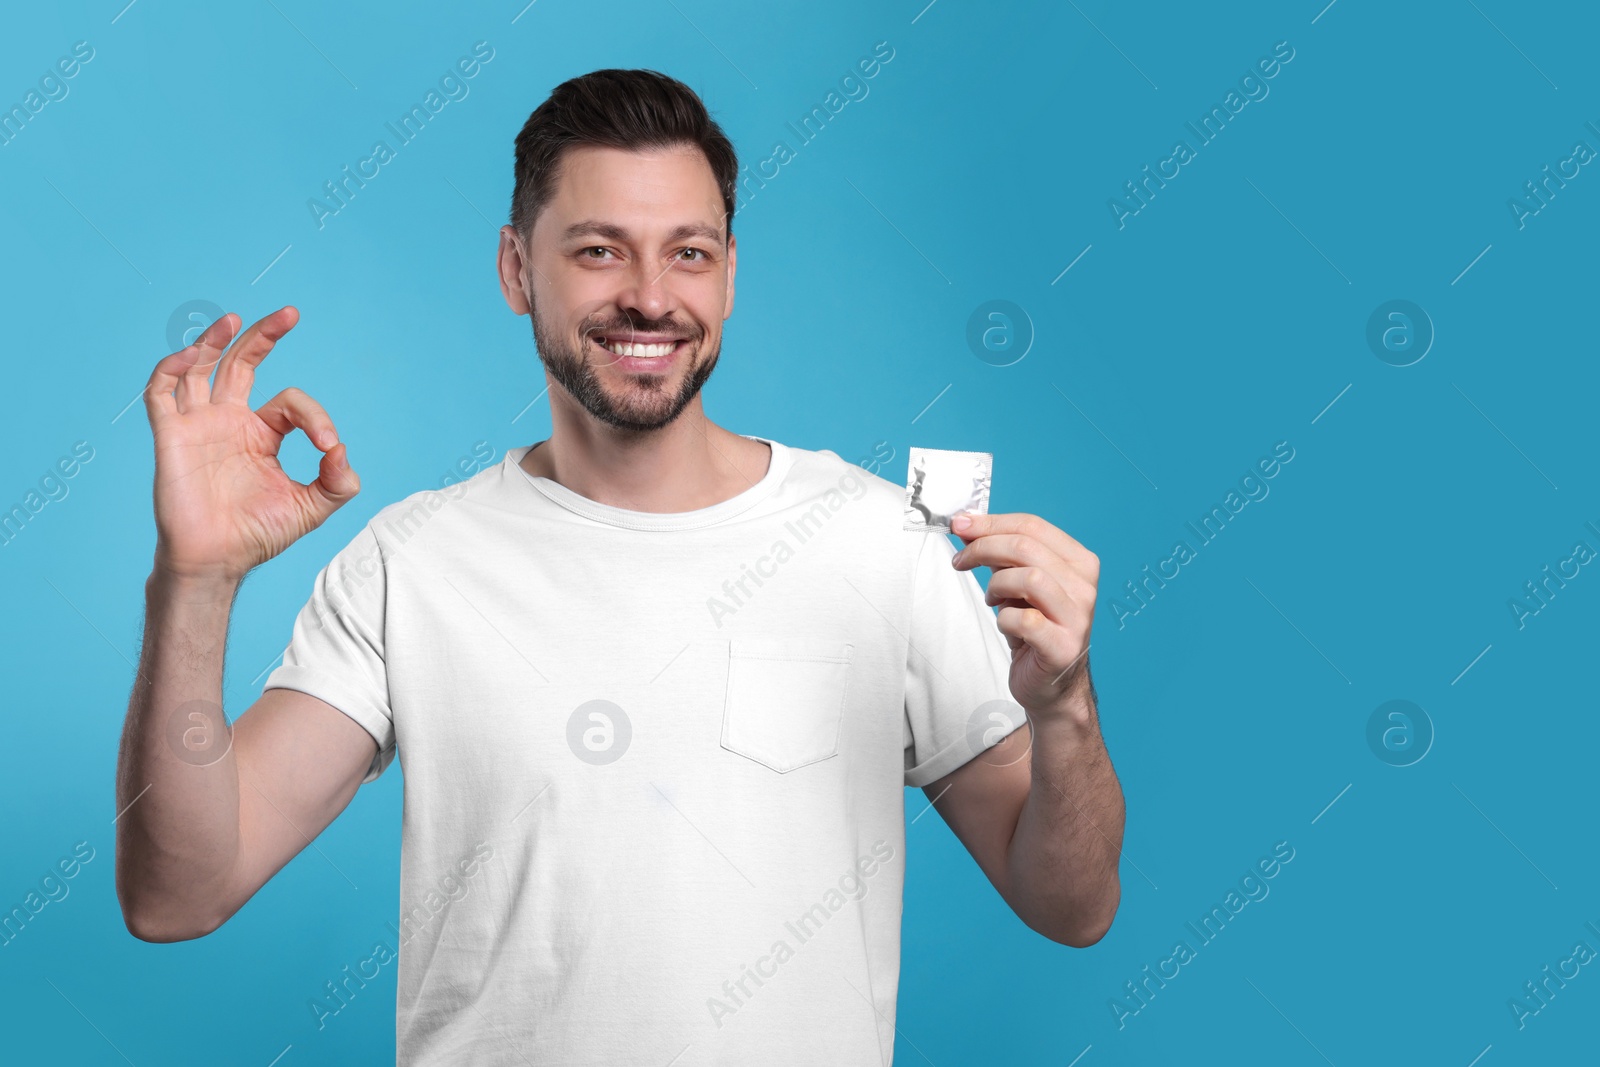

{"left": 115, "top": 69, "right": 1125, "bottom": 1065}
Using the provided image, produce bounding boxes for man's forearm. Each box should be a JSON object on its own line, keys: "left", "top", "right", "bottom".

{"left": 114, "top": 568, "right": 245, "bottom": 941}
{"left": 1003, "top": 688, "right": 1125, "bottom": 946}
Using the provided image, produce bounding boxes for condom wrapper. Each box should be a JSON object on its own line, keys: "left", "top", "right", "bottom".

{"left": 903, "top": 447, "right": 992, "bottom": 532}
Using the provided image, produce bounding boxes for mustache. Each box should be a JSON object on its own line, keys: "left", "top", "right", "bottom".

{"left": 582, "top": 320, "right": 699, "bottom": 341}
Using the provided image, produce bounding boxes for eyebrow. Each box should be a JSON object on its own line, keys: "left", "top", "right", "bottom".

{"left": 561, "top": 220, "right": 726, "bottom": 245}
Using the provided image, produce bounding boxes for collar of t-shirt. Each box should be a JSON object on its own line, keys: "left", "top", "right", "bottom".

{"left": 506, "top": 435, "right": 792, "bottom": 532}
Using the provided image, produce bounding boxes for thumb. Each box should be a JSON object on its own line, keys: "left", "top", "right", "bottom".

{"left": 304, "top": 441, "right": 360, "bottom": 520}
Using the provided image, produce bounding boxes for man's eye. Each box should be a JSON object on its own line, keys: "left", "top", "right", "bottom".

{"left": 582, "top": 247, "right": 612, "bottom": 259}
{"left": 679, "top": 247, "right": 705, "bottom": 261}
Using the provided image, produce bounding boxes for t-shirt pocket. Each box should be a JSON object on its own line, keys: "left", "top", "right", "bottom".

{"left": 719, "top": 637, "right": 855, "bottom": 773}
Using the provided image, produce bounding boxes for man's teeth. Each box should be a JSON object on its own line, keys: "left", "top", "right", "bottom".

{"left": 599, "top": 339, "right": 676, "bottom": 358}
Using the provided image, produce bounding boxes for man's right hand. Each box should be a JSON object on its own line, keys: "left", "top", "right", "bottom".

{"left": 143, "top": 306, "right": 360, "bottom": 582}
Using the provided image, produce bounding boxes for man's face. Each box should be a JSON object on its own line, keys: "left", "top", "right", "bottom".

{"left": 497, "top": 143, "right": 736, "bottom": 433}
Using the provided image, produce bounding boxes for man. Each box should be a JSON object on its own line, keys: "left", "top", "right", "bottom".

{"left": 116, "top": 68, "right": 1124, "bottom": 1064}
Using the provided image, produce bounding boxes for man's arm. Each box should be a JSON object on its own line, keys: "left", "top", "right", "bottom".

{"left": 926, "top": 510, "right": 1123, "bottom": 947}
{"left": 116, "top": 570, "right": 377, "bottom": 941}
{"left": 117, "top": 305, "right": 368, "bottom": 941}
{"left": 921, "top": 681, "right": 1123, "bottom": 947}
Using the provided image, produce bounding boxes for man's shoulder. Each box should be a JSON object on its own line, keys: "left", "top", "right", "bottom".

{"left": 776, "top": 439, "right": 905, "bottom": 510}
{"left": 363, "top": 448, "right": 514, "bottom": 551}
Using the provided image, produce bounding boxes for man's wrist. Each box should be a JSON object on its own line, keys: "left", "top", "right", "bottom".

{"left": 1028, "top": 685, "right": 1100, "bottom": 745}
{"left": 147, "top": 561, "right": 243, "bottom": 604}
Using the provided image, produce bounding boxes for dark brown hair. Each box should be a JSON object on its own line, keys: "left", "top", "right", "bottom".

{"left": 510, "top": 68, "right": 738, "bottom": 241}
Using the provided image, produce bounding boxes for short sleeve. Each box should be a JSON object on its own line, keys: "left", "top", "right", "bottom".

{"left": 263, "top": 521, "right": 396, "bottom": 784}
{"left": 902, "top": 530, "right": 1028, "bottom": 787}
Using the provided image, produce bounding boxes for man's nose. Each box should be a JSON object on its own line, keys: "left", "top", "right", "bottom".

{"left": 615, "top": 258, "right": 672, "bottom": 322}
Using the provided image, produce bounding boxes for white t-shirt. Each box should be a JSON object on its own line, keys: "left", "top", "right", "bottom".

{"left": 264, "top": 435, "right": 1025, "bottom": 1066}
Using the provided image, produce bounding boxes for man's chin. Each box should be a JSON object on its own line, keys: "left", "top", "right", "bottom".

{"left": 583, "top": 378, "right": 693, "bottom": 431}
{"left": 531, "top": 322, "right": 717, "bottom": 433}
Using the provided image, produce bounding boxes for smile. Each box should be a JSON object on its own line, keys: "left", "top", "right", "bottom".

{"left": 594, "top": 337, "right": 684, "bottom": 359}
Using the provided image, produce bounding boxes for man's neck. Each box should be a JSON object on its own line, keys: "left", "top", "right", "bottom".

{"left": 519, "top": 402, "right": 771, "bottom": 514}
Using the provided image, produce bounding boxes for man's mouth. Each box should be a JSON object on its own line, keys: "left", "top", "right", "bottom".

{"left": 592, "top": 335, "right": 688, "bottom": 360}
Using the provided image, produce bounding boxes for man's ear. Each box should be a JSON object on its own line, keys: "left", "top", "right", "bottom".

{"left": 724, "top": 231, "right": 737, "bottom": 321}
{"left": 498, "top": 225, "right": 532, "bottom": 315}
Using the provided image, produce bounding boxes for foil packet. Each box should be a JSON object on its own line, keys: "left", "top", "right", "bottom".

{"left": 903, "top": 447, "right": 992, "bottom": 532}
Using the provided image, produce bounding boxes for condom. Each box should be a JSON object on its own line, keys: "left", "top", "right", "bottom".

{"left": 902, "top": 447, "right": 992, "bottom": 532}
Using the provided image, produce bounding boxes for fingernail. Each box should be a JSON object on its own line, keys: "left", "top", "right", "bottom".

{"left": 952, "top": 513, "right": 971, "bottom": 532}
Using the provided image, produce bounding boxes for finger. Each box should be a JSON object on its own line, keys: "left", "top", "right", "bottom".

{"left": 982, "top": 565, "right": 1089, "bottom": 627}
{"left": 175, "top": 313, "right": 242, "bottom": 412}
{"left": 995, "top": 605, "right": 1076, "bottom": 666}
{"left": 145, "top": 313, "right": 240, "bottom": 422}
{"left": 992, "top": 597, "right": 1032, "bottom": 650}
{"left": 954, "top": 531, "right": 1079, "bottom": 585}
{"left": 953, "top": 513, "right": 1099, "bottom": 581}
{"left": 212, "top": 306, "right": 300, "bottom": 406}
{"left": 254, "top": 387, "right": 339, "bottom": 454}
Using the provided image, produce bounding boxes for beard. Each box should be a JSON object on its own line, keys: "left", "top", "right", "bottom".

{"left": 530, "top": 293, "right": 720, "bottom": 433}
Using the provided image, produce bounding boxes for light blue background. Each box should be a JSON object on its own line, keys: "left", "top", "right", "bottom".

{"left": 2, "top": 0, "right": 1595, "bottom": 1063}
